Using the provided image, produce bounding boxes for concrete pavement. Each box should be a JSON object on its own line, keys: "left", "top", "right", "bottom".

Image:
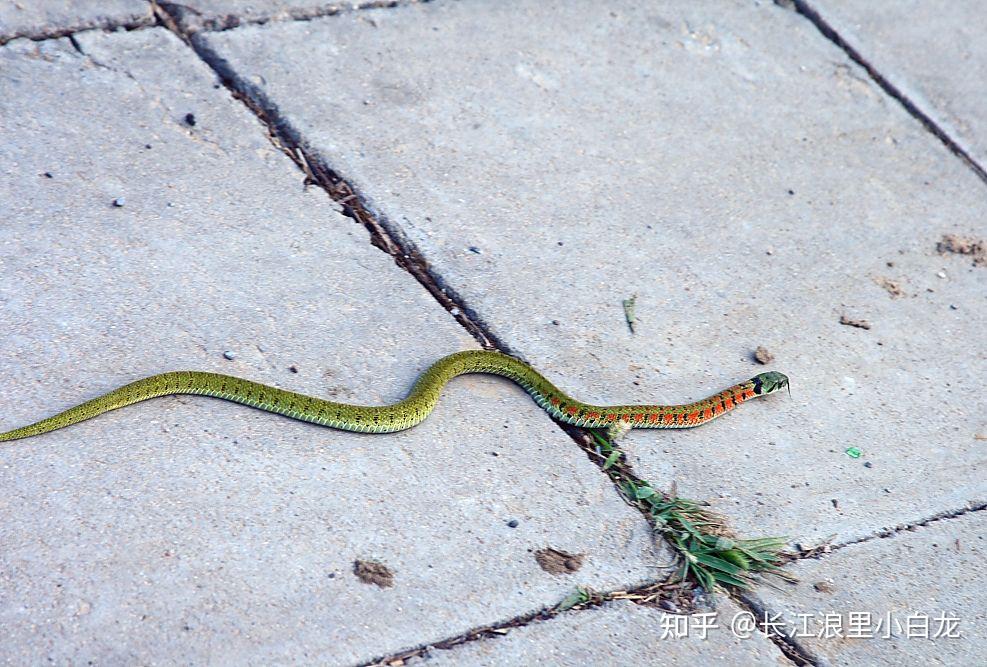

{"left": 1, "top": 0, "right": 984, "bottom": 664}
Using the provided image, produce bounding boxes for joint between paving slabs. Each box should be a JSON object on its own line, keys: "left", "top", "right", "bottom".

{"left": 151, "top": 1, "right": 500, "bottom": 351}
{"left": 733, "top": 502, "right": 987, "bottom": 665}
{"left": 792, "top": 500, "right": 987, "bottom": 561}
{"left": 731, "top": 590, "right": 822, "bottom": 667}
{"left": 778, "top": 0, "right": 987, "bottom": 186}
{"left": 0, "top": 16, "right": 153, "bottom": 47}
{"left": 156, "top": 0, "right": 431, "bottom": 35}
{"left": 358, "top": 579, "right": 707, "bottom": 667}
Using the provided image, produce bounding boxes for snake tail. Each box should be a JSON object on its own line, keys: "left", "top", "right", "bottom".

{"left": 0, "top": 350, "right": 789, "bottom": 442}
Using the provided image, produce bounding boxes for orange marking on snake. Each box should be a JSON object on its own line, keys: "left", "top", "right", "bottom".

{"left": 662, "top": 413, "right": 674, "bottom": 425}
{"left": 714, "top": 404, "right": 724, "bottom": 415}
{"left": 688, "top": 411, "right": 699, "bottom": 423}
{"left": 566, "top": 406, "right": 579, "bottom": 416}
{"left": 634, "top": 413, "right": 644, "bottom": 423}
{"left": 649, "top": 413, "right": 660, "bottom": 424}
{"left": 605, "top": 413, "right": 617, "bottom": 422}
{"left": 703, "top": 407, "right": 714, "bottom": 420}
{"left": 586, "top": 411, "right": 600, "bottom": 419}
{"left": 744, "top": 388, "right": 756, "bottom": 400}
{"left": 550, "top": 397, "right": 560, "bottom": 406}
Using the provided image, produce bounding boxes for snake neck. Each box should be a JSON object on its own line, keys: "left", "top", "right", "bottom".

{"left": 418, "top": 350, "right": 760, "bottom": 430}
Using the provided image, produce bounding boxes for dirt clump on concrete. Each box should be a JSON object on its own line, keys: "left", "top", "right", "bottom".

{"left": 535, "top": 548, "right": 585, "bottom": 574}
{"left": 937, "top": 234, "right": 985, "bottom": 267}
{"left": 753, "top": 346, "right": 774, "bottom": 364}
{"left": 354, "top": 559, "right": 394, "bottom": 587}
{"left": 839, "top": 315, "right": 871, "bottom": 330}
{"left": 875, "top": 276, "right": 905, "bottom": 298}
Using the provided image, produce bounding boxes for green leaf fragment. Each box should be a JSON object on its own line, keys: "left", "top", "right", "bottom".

{"left": 635, "top": 486, "right": 657, "bottom": 500}
{"left": 693, "top": 553, "right": 746, "bottom": 576}
{"left": 718, "top": 549, "right": 751, "bottom": 570}
{"left": 556, "top": 588, "right": 589, "bottom": 611}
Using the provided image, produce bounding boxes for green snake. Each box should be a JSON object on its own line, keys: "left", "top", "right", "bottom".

{"left": 0, "top": 350, "right": 789, "bottom": 443}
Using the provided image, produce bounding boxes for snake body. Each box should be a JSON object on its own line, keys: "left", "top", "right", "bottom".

{"left": 0, "top": 350, "right": 788, "bottom": 442}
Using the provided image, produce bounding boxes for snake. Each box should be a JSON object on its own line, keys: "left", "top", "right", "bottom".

{"left": 0, "top": 350, "right": 789, "bottom": 443}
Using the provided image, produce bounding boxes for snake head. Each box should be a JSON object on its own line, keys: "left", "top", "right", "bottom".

{"left": 752, "top": 371, "right": 790, "bottom": 397}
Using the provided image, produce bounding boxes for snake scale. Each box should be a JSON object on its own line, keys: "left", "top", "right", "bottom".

{"left": 0, "top": 350, "right": 789, "bottom": 443}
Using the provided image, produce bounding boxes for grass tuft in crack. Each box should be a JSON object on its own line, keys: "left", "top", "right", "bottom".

{"left": 590, "top": 431, "right": 792, "bottom": 593}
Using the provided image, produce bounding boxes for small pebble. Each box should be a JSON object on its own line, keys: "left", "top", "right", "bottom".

{"left": 450, "top": 307, "right": 460, "bottom": 316}
{"left": 949, "top": 304, "right": 958, "bottom": 310}
{"left": 289, "top": 365, "right": 298, "bottom": 373}
{"left": 787, "top": 189, "right": 795, "bottom": 195}
{"left": 863, "top": 461, "right": 873, "bottom": 468}
{"left": 937, "top": 271, "right": 946, "bottom": 278}
{"left": 185, "top": 113, "right": 197, "bottom": 126}
{"left": 223, "top": 350, "right": 236, "bottom": 360}
{"left": 145, "top": 144, "right": 152, "bottom": 149}
{"left": 112, "top": 197, "right": 126, "bottom": 207}
{"left": 551, "top": 320, "right": 560, "bottom": 326}
{"left": 506, "top": 519, "right": 519, "bottom": 528}
{"left": 43, "top": 171, "right": 53, "bottom": 178}
{"left": 813, "top": 581, "right": 835, "bottom": 593}
{"left": 468, "top": 246, "right": 482, "bottom": 254}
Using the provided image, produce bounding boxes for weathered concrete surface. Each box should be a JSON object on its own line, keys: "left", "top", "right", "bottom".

{"left": 0, "top": 29, "right": 664, "bottom": 665}
{"left": 428, "top": 598, "right": 785, "bottom": 666}
{"left": 202, "top": 0, "right": 987, "bottom": 547}
{"left": 0, "top": 0, "right": 151, "bottom": 43}
{"left": 806, "top": 0, "right": 987, "bottom": 170}
{"left": 166, "top": 0, "right": 423, "bottom": 33}
{"left": 755, "top": 511, "right": 986, "bottom": 666}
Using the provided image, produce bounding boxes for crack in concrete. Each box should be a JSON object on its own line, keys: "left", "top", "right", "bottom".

{"left": 793, "top": 500, "right": 987, "bottom": 560}
{"left": 159, "top": 0, "right": 431, "bottom": 35}
{"left": 778, "top": 0, "right": 987, "bottom": 186}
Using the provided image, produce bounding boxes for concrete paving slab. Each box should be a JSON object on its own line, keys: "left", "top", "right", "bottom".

{"left": 755, "top": 511, "right": 986, "bottom": 666}
{"left": 0, "top": 29, "right": 663, "bottom": 665}
{"left": 805, "top": 0, "right": 987, "bottom": 170}
{"left": 0, "top": 0, "right": 151, "bottom": 44}
{"left": 201, "top": 0, "right": 987, "bottom": 547}
{"left": 426, "top": 598, "right": 785, "bottom": 666}
{"left": 166, "top": 0, "right": 421, "bottom": 33}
